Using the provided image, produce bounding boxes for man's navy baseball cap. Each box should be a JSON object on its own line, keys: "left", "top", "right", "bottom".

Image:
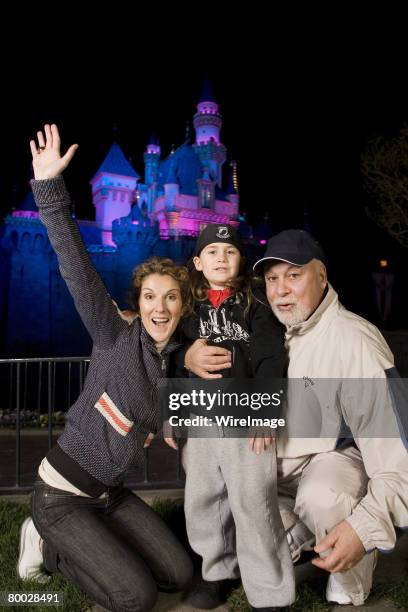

{"left": 253, "top": 229, "right": 327, "bottom": 273}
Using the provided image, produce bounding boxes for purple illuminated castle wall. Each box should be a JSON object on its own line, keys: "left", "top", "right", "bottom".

{"left": 0, "top": 83, "right": 266, "bottom": 356}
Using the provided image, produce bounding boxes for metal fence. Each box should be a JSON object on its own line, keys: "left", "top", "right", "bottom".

{"left": 2, "top": 332, "right": 407, "bottom": 494}
{"left": 0, "top": 357, "right": 184, "bottom": 494}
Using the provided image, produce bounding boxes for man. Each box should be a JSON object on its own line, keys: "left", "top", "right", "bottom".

{"left": 184, "top": 229, "right": 408, "bottom": 606}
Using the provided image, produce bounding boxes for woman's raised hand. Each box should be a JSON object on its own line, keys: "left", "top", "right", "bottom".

{"left": 30, "top": 124, "right": 78, "bottom": 180}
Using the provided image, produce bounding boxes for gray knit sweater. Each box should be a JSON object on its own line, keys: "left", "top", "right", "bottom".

{"left": 31, "top": 176, "right": 180, "bottom": 492}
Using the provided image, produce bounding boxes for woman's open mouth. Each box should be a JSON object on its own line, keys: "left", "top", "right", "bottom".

{"left": 151, "top": 318, "right": 170, "bottom": 327}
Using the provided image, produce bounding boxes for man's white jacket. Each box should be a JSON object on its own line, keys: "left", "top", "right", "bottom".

{"left": 277, "top": 284, "right": 408, "bottom": 552}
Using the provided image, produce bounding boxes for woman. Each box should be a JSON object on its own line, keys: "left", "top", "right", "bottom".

{"left": 18, "top": 124, "right": 193, "bottom": 612}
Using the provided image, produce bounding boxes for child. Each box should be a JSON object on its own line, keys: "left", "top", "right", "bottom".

{"left": 166, "top": 224, "right": 295, "bottom": 612}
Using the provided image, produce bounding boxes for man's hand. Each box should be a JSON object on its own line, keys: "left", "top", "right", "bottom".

{"left": 312, "top": 520, "right": 366, "bottom": 573}
{"left": 248, "top": 427, "right": 275, "bottom": 454}
{"left": 185, "top": 339, "right": 231, "bottom": 379}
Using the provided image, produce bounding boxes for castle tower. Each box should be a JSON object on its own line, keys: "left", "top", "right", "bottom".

{"left": 112, "top": 204, "right": 159, "bottom": 304}
{"left": 164, "top": 154, "right": 180, "bottom": 211}
{"left": 193, "top": 79, "right": 227, "bottom": 187}
{"left": 144, "top": 136, "right": 161, "bottom": 186}
{"left": 90, "top": 143, "right": 140, "bottom": 246}
{"left": 143, "top": 136, "right": 161, "bottom": 215}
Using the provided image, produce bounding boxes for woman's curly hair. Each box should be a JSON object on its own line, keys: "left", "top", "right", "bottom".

{"left": 128, "top": 257, "right": 192, "bottom": 317}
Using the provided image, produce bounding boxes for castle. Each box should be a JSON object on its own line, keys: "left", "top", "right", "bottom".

{"left": 0, "top": 84, "right": 267, "bottom": 357}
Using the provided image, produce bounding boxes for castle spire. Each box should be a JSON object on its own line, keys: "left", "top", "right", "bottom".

{"left": 199, "top": 77, "right": 217, "bottom": 103}
{"left": 144, "top": 135, "right": 161, "bottom": 186}
{"left": 90, "top": 143, "right": 140, "bottom": 246}
{"left": 193, "top": 78, "right": 226, "bottom": 187}
{"left": 194, "top": 78, "right": 222, "bottom": 145}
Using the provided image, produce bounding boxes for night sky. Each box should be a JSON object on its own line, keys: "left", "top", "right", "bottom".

{"left": 2, "top": 27, "right": 408, "bottom": 325}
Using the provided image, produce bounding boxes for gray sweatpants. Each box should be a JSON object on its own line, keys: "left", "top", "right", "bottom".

{"left": 182, "top": 434, "right": 296, "bottom": 608}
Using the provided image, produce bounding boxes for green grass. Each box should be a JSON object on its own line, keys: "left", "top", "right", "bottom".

{"left": 2, "top": 499, "right": 408, "bottom": 611}
{"left": 371, "top": 567, "right": 408, "bottom": 610}
{"left": 0, "top": 498, "right": 191, "bottom": 612}
{"left": 0, "top": 501, "right": 91, "bottom": 612}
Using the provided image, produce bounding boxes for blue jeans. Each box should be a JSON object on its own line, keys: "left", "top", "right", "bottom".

{"left": 31, "top": 479, "right": 193, "bottom": 611}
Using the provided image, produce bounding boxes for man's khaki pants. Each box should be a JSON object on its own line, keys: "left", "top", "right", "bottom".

{"left": 278, "top": 446, "right": 376, "bottom": 606}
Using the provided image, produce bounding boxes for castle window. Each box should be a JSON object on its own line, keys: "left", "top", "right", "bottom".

{"left": 10, "top": 230, "right": 18, "bottom": 249}
{"left": 201, "top": 187, "right": 213, "bottom": 209}
{"left": 33, "top": 234, "right": 44, "bottom": 254}
{"left": 21, "top": 232, "right": 31, "bottom": 252}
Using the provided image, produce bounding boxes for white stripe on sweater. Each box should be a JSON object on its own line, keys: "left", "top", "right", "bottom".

{"left": 95, "top": 392, "right": 134, "bottom": 436}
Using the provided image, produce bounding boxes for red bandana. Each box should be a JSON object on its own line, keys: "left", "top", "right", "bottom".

{"left": 207, "top": 288, "right": 233, "bottom": 308}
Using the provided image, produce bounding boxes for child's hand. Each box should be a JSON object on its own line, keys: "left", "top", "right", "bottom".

{"left": 248, "top": 427, "right": 275, "bottom": 454}
{"left": 163, "top": 420, "right": 178, "bottom": 450}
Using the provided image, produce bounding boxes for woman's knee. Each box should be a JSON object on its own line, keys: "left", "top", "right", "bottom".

{"left": 165, "top": 549, "right": 193, "bottom": 590}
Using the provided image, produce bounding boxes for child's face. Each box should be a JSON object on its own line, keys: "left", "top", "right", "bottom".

{"left": 193, "top": 242, "right": 241, "bottom": 289}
